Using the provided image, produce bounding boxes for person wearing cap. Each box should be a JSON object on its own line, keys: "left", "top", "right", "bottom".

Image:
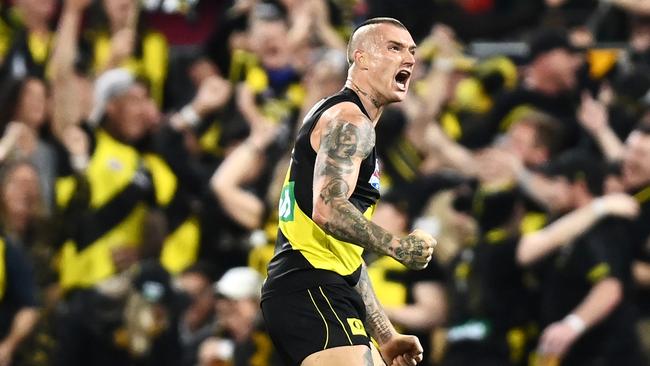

{"left": 457, "top": 28, "right": 584, "bottom": 150}
{"left": 198, "top": 267, "right": 280, "bottom": 366}
{"left": 49, "top": 0, "right": 234, "bottom": 290}
{"left": 514, "top": 152, "right": 644, "bottom": 365}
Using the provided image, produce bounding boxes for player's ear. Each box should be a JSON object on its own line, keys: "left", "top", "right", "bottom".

{"left": 360, "top": 56, "right": 367, "bottom": 69}
{"left": 355, "top": 50, "right": 368, "bottom": 70}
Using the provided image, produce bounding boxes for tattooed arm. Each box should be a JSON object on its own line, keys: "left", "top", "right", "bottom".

{"left": 356, "top": 263, "right": 424, "bottom": 363}
{"left": 311, "top": 107, "right": 435, "bottom": 270}
{"left": 355, "top": 264, "right": 397, "bottom": 344}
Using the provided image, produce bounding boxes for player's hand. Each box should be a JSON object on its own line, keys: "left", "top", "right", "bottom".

{"left": 392, "top": 229, "right": 436, "bottom": 270}
{"left": 597, "top": 193, "right": 640, "bottom": 219}
{"left": 380, "top": 334, "right": 424, "bottom": 366}
{"left": 538, "top": 321, "right": 580, "bottom": 358}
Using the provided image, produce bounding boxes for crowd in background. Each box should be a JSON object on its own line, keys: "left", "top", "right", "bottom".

{"left": 0, "top": 0, "right": 649, "bottom": 365}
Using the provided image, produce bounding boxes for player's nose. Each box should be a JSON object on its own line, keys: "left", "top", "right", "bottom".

{"left": 403, "top": 51, "right": 415, "bottom": 67}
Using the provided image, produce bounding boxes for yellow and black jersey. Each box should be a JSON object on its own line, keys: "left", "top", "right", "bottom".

{"left": 229, "top": 49, "right": 305, "bottom": 125}
{"left": 262, "top": 88, "right": 381, "bottom": 299}
{"left": 55, "top": 126, "right": 200, "bottom": 289}
{"left": 0, "top": 8, "right": 53, "bottom": 79}
{"left": 535, "top": 217, "right": 641, "bottom": 365}
{"left": 55, "top": 128, "right": 156, "bottom": 290}
{"left": 87, "top": 30, "right": 168, "bottom": 106}
{"left": 443, "top": 232, "right": 533, "bottom": 366}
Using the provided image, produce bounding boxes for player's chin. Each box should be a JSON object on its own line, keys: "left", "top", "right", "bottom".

{"left": 387, "top": 86, "right": 409, "bottom": 102}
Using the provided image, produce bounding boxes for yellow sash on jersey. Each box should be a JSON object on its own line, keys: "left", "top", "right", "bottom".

{"left": 58, "top": 129, "right": 147, "bottom": 289}
{"left": 144, "top": 154, "right": 200, "bottom": 274}
{"left": 277, "top": 168, "right": 374, "bottom": 277}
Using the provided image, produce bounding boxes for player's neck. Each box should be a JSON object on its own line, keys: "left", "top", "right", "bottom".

{"left": 345, "top": 79, "right": 384, "bottom": 123}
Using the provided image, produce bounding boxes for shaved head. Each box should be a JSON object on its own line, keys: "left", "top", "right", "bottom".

{"left": 347, "top": 17, "right": 407, "bottom": 65}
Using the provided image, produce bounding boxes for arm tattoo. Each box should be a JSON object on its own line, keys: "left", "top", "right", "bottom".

{"left": 315, "top": 119, "right": 396, "bottom": 256}
{"left": 394, "top": 235, "right": 426, "bottom": 268}
{"left": 317, "top": 120, "right": 374, "bottom": 177}
{"left": 355, "top": 265, "right": 394, "bottom": 344}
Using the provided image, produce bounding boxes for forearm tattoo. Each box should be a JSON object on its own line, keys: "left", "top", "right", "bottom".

{"left": 355, "top": 266, "right": 394, "bottom": 344}
{"left": 315, "top": 120, "right": 395, "bottom": 256}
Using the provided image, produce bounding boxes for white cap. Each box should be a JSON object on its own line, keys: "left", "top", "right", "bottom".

{"left": 214, "top": 267, "right": 263, "bottom": 300}
{"left": 88, "top": 68, "right": 135, "bottom": 126}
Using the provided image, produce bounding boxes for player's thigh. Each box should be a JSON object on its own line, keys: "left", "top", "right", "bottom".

{"left": 301, "top": 344, "right": 384, "bottom": 366}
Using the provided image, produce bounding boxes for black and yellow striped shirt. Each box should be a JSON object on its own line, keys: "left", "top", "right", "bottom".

{"left": 263, "top": 88, "right": 381, "bottom": 298}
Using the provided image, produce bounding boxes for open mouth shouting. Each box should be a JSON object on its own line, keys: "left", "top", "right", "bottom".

{"left": 395, "top": 69, "right": 412, "bottom": 91}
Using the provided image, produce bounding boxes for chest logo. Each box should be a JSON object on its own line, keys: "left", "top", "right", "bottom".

{"left": 369, "top": 159, "right": 381, "bottom": 191}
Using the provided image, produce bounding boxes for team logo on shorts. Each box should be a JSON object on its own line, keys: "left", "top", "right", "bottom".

{"left": 347, "top": 318, "right": 367, "bottom": 337}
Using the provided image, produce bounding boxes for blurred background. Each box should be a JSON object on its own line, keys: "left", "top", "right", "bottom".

{"left": 0, "top": 0, "right": 649, "bottom": 365}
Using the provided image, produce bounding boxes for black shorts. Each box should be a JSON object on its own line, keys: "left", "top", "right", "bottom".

{"left": 261, "top": 283, "right": 371, "bottom": 366}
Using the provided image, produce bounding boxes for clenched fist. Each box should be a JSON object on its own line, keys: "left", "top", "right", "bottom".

{"left": 391, "top": 229, "right": 436, "bottom": 270}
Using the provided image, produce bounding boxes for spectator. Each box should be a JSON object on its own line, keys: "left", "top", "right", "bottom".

{"left": 618, "top": 125, "right": 650, "bottom": 362}
{"left": 199, "top": 266, "right": 280, "bottom": 366}
{"left": 209, "top": 118, "right": 284, "bottom": 275}
{"left": 0, "top": 238, "right": 39, "bottom": 366}
{"left": 176, "top": 263, "right": 217, "bottom": 366}
{"left": 233, "top": 3, "right": 304, "bottom": 135}
{"left": 0, "top": 0, "right": 57, "bottom": 79}
{"left": 0, "top": 77, "right": 56, "bottom": 212}
{"left": 440, "top": 182, "right": 533, "bottom": 366}
{"left": 85, "top": 0, "right": 170, "bottom": 106}
{"left": 458, "top": 28, "right": 583, "bottom": 149}
{"left": 55, "top": 260, "right": 184, "bottom": 366}
{"left": 518, "top": 152, "right": 643, "bottom": 366}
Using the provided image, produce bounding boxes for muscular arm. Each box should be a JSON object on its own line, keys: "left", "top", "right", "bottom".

{"left": 311, "top": 112, "right": 432, "bottom": 269}
{"left": 354, "top": 264, "right": 397, "bottom": 344}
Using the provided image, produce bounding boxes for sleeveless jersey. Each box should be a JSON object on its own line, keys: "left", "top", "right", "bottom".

{"left": 263, "top": 88, "right": 381, "bottom": 298}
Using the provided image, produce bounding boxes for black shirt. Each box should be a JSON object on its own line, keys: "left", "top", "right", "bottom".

{"left": 0, "top": 239, "right": 38, "bottom": 339}
{"left": 444, "top": 234, "right": 532, "bottom": 366}
{"left": 537, "top": 218, "right": 639, "bottom": 364}
{"left": 631, "top": 185, "right": 650, "bottom": 317}
{"left": 458, "top": 85, "right": 580, "bottom": 150}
